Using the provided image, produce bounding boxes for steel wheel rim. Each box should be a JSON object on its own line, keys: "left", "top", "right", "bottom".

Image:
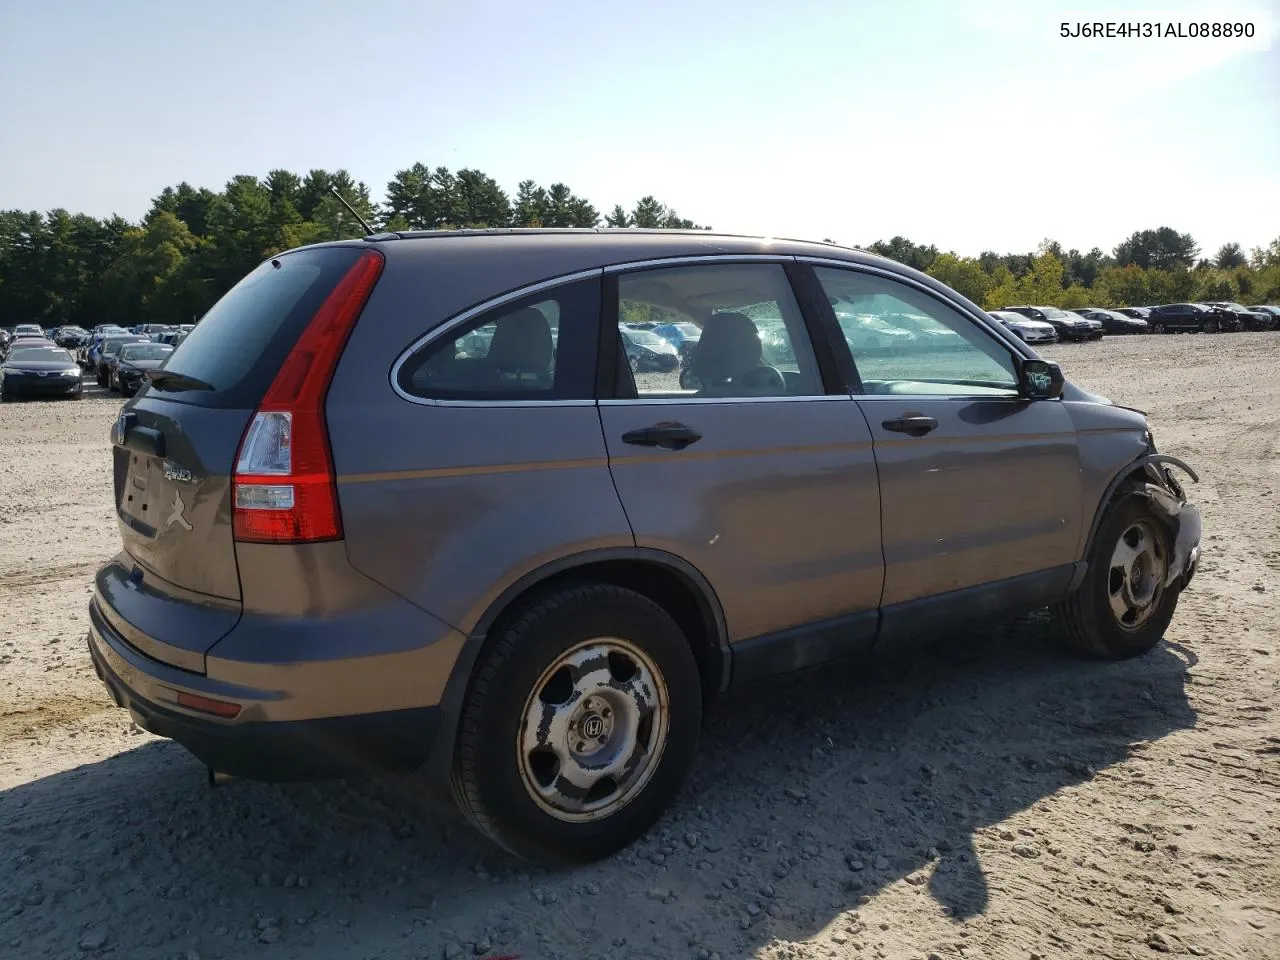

{"left": 517, "top": 637, "right": 670, "bottom": 822}
{"left": 1107, "top": 519, "right": 1167, "bottom": 631}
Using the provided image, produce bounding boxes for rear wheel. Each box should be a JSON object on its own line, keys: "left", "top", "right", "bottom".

{"left": 628, "top": 354, "right": 640, "bottom": 373}
{"left": 1203, "top": 317, "right": 1220, "bottom": 334}
{"left": 1053, "top": 488, "right": 1180, "bottom": 659}
{"left": 450, "top": 584, "right": 702, "bottom": 865}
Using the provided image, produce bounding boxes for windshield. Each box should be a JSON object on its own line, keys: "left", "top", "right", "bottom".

{"left": 8, "top": 348, "right": 71, "bottom": 363}
{"left": 1039, "top": 307, "right": 1069, "bottom": 318}
{"left": 672, "top": 323, "right": 700, "bottom": 337}
{"left": 103, "top": 338, "right": 141, "bottom": 355}
{"left": 120, "top": 343, "right": 173, "bottom": 361}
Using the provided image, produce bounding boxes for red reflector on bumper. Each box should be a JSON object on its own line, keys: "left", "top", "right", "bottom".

{"left": 176, "top": 692, "right": 242, "bottom": 719}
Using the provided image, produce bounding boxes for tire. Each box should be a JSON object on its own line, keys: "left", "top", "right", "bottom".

{"left": 1152, "top": 321, "right": 1166, "bottom": 334}
{"left": 1203, "top": 317, "right": 1220, "bottom": 334}
{"left": 109, "top": 371, "right": 118, "bottom": 393}
{"left": 628, "top": 354, "right": 640, "bottom": 373}
{"left": 1052, "top": 487, "right": 1181, "bottom": 659}
{"left": 450, "top": 583, "right": 702, "bottom": 865}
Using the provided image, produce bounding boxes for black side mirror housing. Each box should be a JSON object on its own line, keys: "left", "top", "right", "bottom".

{"left": 1019, "top": 358, "right": 1064, "bottom": 399}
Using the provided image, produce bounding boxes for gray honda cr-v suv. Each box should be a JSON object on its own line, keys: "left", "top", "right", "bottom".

{"left": 88, "top": 230, "right": 1202, "bottom": 864}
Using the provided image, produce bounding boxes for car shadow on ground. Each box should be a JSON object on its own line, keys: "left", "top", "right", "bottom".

{"left": 0, "top": 615, "right": 1197, "bottom": 960}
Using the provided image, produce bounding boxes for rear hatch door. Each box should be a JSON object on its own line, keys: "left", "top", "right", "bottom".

{"left": 108, "top": 245, "right": 371, "bottom": 671}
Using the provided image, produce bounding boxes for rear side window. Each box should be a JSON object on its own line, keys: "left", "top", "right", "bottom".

{"left": 155, "top": 246, "right": 368, "bottom": 408}
{"left": 396, "top": 277, "right": 601, "bottom": 401}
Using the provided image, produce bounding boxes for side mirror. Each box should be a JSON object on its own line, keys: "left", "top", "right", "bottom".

{"left": 1018, "top": 358, "right": 1064, "bottom": 400}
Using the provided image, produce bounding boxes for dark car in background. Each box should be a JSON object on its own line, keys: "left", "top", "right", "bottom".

{"left": 94, "top": 335, "right": 149, "bottom": 386}
{"left": 1247, "top": 305, "right": 1280, "bottom": 324}
{"left": 82, "top": 327, "right": 131, "bottom": 367}
{"left": 651, "top": 321, "right": 702, "bottom": 365}
{"left": 1074, "top": 309, "right": 1150, "bottom": 335}
{"left": 1002, "top": 305, "right": 1101, "bottom": 341}
{"left": 13, "top": 323, "right": 44, "bottom": 339}
{"left": 621, "top": 325, "right": 680, "bottom": 372}
{"left": 1206, "top": 302, "right": 1273, "bottom": 331}
{"left": 109, "top": 342, "right": 174, "bottom": 394}
{"left": 1115, "top": 307, "right": 1151, "bottom": 320}
{"left": 1147, "top": 303, "right": 1233, "bottom": 334}
{"left": 0, "top": 345, "right": 82, "bottom": 401}
{"left": 55, "top": 325, "right": 91, "bottom": 348}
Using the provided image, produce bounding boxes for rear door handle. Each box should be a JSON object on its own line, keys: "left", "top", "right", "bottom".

{"left": 621, "top": 422, "right": 702, "bottom": 451}
{"left": 881, "top": 416, "right": 938, "bottom": 437}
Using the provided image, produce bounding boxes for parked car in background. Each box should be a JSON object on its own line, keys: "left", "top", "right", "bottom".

{"left": 54, "top": 325, "right": 90, "bottom": 348}
{"left": 13, "top": 323, "right": 44, "bottom": 339}
{"left": 987, "top": 310, "right": 1058, "bottom": 344}
{"left": 1074, "top": 309, "right": 1150, "bottom": 335}
{"left": 1, "top": 335, "right": 56, "bottom": 361}
{"left": 1115, "top": 307, "right": 1151, "bottom": 320}
{"left": 83, "top": 328, "right": 133, "bottom": 368}
{"left": 85, "top": 231, "right": 1203, "bottom": 866}
{"left": 110, "top": 341, "right": 175, "bottom": 395}
{"left": 651, "top": 321, "right": 702, "bottom": 365}
{"left": 1206, "top": 302, "right": 1273, "bottom": 331}
{"left": 0, "top": 345, "right": 82, "bottom": 401}
{"left": 94, "top": 335, "right": 149, "bottom": 386}
{"left": 1146, "top": 303, "right": 1232, "bottom": 334}
{"left": 1246, "top": 305, "right": 1280, "bottom": 324}
{"left": 157, "top": 324, "right": 195, "bottom": 345}
{"left": 621, "top": 325, "right": 680, "bottom": 372}
{"left": 1002, "top": 305, "right": 1101, "bottom": 341}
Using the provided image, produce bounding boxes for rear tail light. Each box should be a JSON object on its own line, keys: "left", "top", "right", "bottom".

{"left": 232, "top": 250, "right": 384, "bottom": 543}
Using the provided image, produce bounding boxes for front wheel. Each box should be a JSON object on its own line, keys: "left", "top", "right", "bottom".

{"left": 1203, "top": 317, "right": 1220, "bottom": 334}
{"left": 1052, "top": 488, "right": 1181, "bottom": 659}
{"left": 1151, "top": 321, "right": 1166, "bottom": 334}
{"left": 450, "top": 584, "right": 702, "bottom": 865}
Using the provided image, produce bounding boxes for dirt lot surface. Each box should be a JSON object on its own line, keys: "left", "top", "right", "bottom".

{"left": 2, "top": 334, "right": 1277, "bottom": 960}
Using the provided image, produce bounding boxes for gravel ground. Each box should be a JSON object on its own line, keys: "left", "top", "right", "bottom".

{"left": 1, "top": 334, "right": 1277, "bottom": 960}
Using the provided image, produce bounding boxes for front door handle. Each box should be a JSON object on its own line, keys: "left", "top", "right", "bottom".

{"left": 881, "top": 415, "right": 938, "bottom": 437}
{"left": 621, "top": 422, "right": 702, "bottom": 451}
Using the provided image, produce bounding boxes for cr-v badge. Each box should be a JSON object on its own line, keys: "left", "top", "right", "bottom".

{"left": 166, "top": 490, "right": 193, "bottom": 531}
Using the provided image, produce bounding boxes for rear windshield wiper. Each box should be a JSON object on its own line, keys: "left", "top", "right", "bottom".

{"left": 146, "top": 369, "right": 215, "bottom": 391}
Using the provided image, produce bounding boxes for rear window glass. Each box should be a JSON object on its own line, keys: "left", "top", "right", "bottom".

{"left": 153, "top": 246, "right": 365, "bottom": 408}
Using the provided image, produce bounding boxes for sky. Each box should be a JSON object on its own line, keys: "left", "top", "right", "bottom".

{"left": 1, "top": 0, "right": 1277, "bottom": 259}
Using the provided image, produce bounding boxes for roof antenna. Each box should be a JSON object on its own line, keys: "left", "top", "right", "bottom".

{"left": 329, "top": 186, "right": 374, "bottom": 236}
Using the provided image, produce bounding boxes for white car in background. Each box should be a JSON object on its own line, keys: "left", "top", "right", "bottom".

{"left": 988, "top": 310, "right": 1058, "bottom": 344}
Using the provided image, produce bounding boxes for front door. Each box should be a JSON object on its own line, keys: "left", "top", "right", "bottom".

{"left": 597, "top": 261, "right": 884, "bottom": 676}
{"left": 808, "top": 265, "right": 1082, "bottom": 636}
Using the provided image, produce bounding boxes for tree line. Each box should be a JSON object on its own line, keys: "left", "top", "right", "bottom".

{"left": 2, "top": 163, "right": 1278, "bottom": 328}
{"left": 860, "top": 227, "right": 1280, "bottom": 310}
{"left": 0, "top": 166, "right": 707, "bottom": 327}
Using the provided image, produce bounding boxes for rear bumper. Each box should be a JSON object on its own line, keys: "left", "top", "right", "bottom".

{"left": 87, "top": 598, "right": 442, "bottom": 781}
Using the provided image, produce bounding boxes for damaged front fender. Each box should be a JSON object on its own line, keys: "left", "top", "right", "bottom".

{"left": 1083, "top": 453, "right": 1203, "bottom": 589}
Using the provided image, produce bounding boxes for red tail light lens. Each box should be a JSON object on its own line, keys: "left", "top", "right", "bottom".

{"left": 232, "top": 249, "right": 384, "bottom": 543}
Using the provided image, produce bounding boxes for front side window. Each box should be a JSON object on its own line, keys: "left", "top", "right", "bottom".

{"left": 398, "top": 277, "right": 600, "bottom": 401}
{"left": 615, "top": 263, "right": 823, "bottom": 399}
{"left": 813, "top": 267, "right": 1018, "bottom": 396}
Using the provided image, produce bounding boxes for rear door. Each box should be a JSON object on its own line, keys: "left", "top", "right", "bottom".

{"left": 806, "top": 264, "right": 1082, "bottom": 641}
{"left": 107, "top": 246, "right": 371, "bottom": 669}
{"left": 597, "top": 260, "right": 883, "bottom": 676}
